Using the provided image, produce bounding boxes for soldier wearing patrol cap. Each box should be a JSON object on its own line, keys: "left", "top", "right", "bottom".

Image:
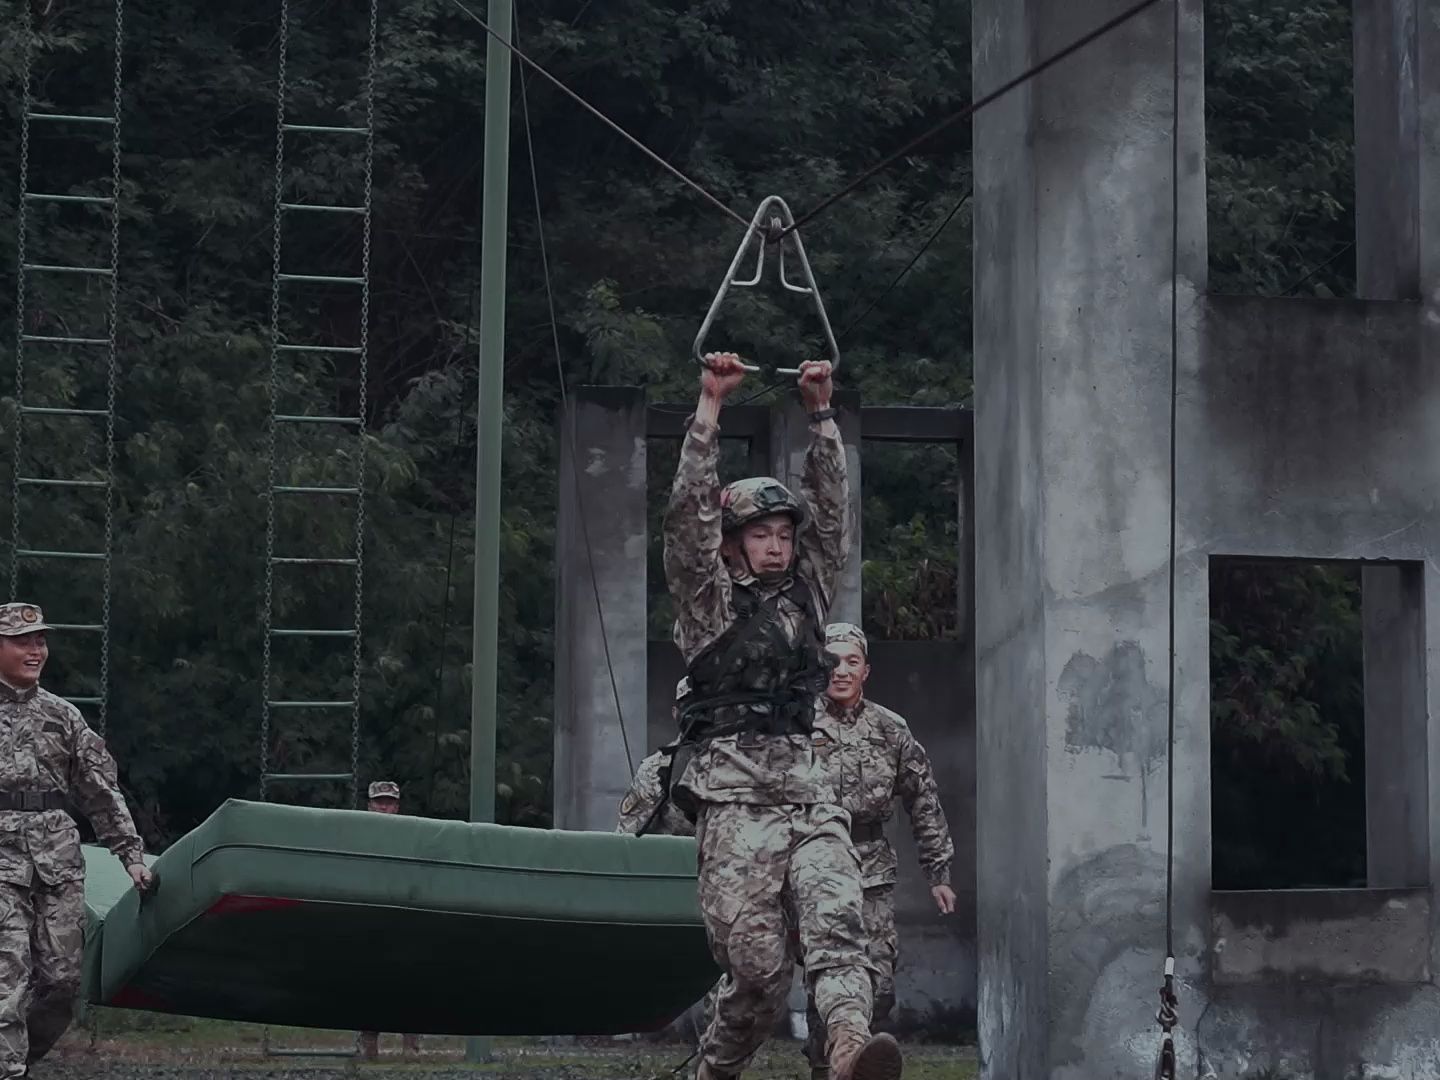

{"left": 664, "top": 352, "right": 898, "bottom": 1080}
{"left": 0, "top": 601, "right": 152, "bottom": 1076}
{"left": 801, "top": 623, "right": 954, "bottom": 1080}
{"left": 358, "top": 780, "right": 418, "bottom": 1059}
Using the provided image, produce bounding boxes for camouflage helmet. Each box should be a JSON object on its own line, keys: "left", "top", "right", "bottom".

{"left": 720, "top": 477, "right": 805, "bottom": 535}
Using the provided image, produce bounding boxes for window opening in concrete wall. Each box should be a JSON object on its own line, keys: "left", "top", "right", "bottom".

{"left": 1205, "top": 0, "right": 1356, "bottom": 298}
{"left": 860, "top": 441, "right": 959, "bottom": 641}
{"left": 1210, "top": 557, "right": 1365, "bottom": 889}
{"left": 645, "top": 435, "right": 754, "bottom": 642}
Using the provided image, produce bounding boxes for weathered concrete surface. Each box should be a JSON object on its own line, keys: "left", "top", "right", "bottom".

{"left": 553, "top": 389, "right": 649, "bottom": 831}
{"left": 1211, "top": 889, "right": 1431, "bottom": 985}
{"left": 974, "top": 0, "right": 1440, "bottom": 1076}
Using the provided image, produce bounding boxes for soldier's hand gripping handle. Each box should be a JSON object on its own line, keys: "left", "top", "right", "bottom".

{"left": 128, "top": 863, "right": 156, "bottom": 896}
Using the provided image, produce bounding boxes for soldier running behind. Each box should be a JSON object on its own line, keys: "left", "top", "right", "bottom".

{"left": 662, "top": 353, "right": 900, "bottom": 1080}
{"left": 803, "top": 623, "right": 955, "bottom": 1080}
{"left": 0, "top": 602, "right": 153, "bottom": 1078}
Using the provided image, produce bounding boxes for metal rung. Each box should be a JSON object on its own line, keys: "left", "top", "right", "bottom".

{"left": 50, "top": 623, "right": 103, "bottom": 632}
{"left": 18, "top": 477, "right": 107, "bottom": 489}
{"left": 16, "top": 549, "right": 106, "bottom": 561}
{"left": 280, "top": 202, "right": 365, "bottom": 215}
{"left": 19, "top": 406, "right": 108, "bottom": 417}
{"left": 21, "top": 335, "right": 109, "bottom": 346}
{"left": 26, "top": 112, "right": 115, "bottom": 125}
{"left": 273, "top": 485, "right": 360, "bottom": 495}
{"left": 274, "top": 414, "right": 362, "bottom": 425}
{"left": 270, "top": 557, "right": 358, "bottom": 566}
{"left": 266, "top": 701, "right": 355, "bottom": 709}
{"left": 275, "top": 345, "right": 363, "bottom": 355}
{"left": 281, "top": 124, "right": 368, "bottom": 135}
{"left": 22, "top": 263, "right": 113, "bottom": 276}
{"left": 270, "top": 628, "right": 358, "bottom": 638}
{"left": 262, "top": 773, "right": 356, "bottom": 783}
{"left": 276, "top": 273, "right": 365, "bottom": 285}
{"left": 24, "top": 192, "right": 114, "bottom": 206}
{"left": 66, "top": 697, "right": 104, "bottom": 706}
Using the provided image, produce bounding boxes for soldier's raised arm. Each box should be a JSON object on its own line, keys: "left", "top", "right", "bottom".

{"left": 896, "top": 727, "right": 955, "bottom": 894}
{"left": 663, "top": 352, "right": 746, "bottom": 658}
{"left": 793, "top": 360, "right": 849, "bottom": 613}
{"left": 66, "top": 713, "right": 145, "bottom": 870}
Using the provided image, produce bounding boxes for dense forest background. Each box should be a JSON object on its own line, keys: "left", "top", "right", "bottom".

{"left": 1, "top": 0, "right": 1361, "bottom": 886}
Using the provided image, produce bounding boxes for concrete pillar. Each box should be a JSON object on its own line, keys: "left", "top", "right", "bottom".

{"left": 769, "top": 388, "right": 862, "bottom": 625}
{"left": 1354, "top": 0, "right": 1420, "bottom": 300}
{"left": 553, "top": 387, "right": 649, "bottom": 831}
{"left": 1363, "top": 563, "right": 1429, "bottom": 888}
{"left": 972, "top": 2, "right": 1207, "bottom": 1076}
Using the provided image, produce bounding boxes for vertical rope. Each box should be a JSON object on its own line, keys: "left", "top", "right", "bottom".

{"left": 1157, "top": 0, "right": 1183, "bottom": 1075}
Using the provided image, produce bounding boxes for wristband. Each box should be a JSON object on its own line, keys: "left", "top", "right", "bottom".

{"left": 808, "top": 407, "right": 837, "bottom": 424}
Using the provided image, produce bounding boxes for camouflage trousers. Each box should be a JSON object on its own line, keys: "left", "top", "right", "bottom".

{"left": 0, "top": 876, "right": 86, "bottom": 1076}
{"left": 695, "top": 802, "right": 873, "bottom": 1078}
{"left": 804, "top": 884, "right": 897, "bottom": 1068}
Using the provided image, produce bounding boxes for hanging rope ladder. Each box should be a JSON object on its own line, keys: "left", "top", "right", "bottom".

{"left": 9, "top": 0, "right": 127, "bottom": 734}
{"left": 259, "top": 0, "right": 379, "bottom": 811}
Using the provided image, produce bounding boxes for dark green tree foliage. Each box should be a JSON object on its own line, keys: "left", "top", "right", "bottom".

{"left": 1206, "top": 0, "right": 1355, "bottom": 297}
{"left": 1, "top": 0, "right": 972, "bottom": 843}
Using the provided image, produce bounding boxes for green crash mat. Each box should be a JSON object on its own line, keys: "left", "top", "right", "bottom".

{"left": 92, "top": 799, "right": 717, "bottom": 1034}
{"left": 82, "top": 845, "right": 154, "bottom": 1006}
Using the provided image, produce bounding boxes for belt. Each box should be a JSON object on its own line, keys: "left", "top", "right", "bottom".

{"left": 0, "top": 791, "right": 67, "bottom": 812}
{"left": 850, "top": 820, "right": 885, "bottom": 844}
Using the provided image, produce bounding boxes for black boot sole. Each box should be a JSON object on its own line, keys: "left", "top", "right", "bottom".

{"left": 849, "top": 1033, "right": 903, "bottom": 1080}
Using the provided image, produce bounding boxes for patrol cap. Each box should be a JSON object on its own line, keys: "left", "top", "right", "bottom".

{"left": 367, "top": 780, "right": 401, "bottom": 800}
{"left": 0, "top": 603, "right": 52, "bottom": 636}
{"left": 824, "top": 622, "right": 868, "bottom": 657}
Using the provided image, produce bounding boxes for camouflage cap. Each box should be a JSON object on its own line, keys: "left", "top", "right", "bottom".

{"left": 719, "top": 477, "right": 805, "bottom": 535}
{"left": 367, "top": 780, "right": 401, "bottom": 800}
{"left": 0, "top": 602, "right": 52, "bottom": 636}
{"left": 824, "top": 622, "right": 868, "bottom": 656}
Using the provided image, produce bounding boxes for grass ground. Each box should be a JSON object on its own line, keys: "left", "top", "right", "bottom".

{"left": 28, "top": 1013, "right": 979, "bottom": 1079}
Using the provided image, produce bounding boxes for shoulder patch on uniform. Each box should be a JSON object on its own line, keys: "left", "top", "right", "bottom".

{"left": 620, "top": 792, "right": 639, "bottom": 816}
{"left": 43, "top": 721, "right": 66, "bottom": 735}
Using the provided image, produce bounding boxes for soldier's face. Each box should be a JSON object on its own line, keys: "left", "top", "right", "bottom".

{"left": 0, "top": 631, "right": 48, "bottom": 688}
{"left": 367, "top": 797, "right": 400, "bottom": 814}
{"left": 825, "top": 642, "right": 868, "bottom": 707}
{"left": 731, "top": 515, "right": 795, "bottom": 576}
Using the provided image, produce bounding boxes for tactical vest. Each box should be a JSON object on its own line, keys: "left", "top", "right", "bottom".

{"left": 641, "top": 580, "right": 833, "bottom": 834}
{"left": 678, "top": 579, "right": 833, "bottom": 743}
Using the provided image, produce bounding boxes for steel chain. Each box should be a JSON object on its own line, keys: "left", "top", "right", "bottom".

{"left": 350, "top": 0, "right": 380, "bottom": 809}
{"left": 260, "top": 0, "right": 292, "bottom": 801}
{"left": 10, "top": 8, "right": 35, "bottom": 601}
{"left": 98, "top": 0, "right": 126, "bottom": 736}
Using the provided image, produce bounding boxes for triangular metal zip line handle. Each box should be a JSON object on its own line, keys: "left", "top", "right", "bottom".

{"left": 693, "top": 196, "right": 841, "bottom": 377}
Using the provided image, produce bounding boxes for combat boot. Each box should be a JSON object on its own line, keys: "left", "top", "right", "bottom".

{"left": 831, "top": 1031, "right": 903, "bottom": 1080}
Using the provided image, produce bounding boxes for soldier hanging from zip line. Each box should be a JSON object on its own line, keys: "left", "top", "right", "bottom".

{"left": 661, "top": 350, "right": 901, "bottom": 1080}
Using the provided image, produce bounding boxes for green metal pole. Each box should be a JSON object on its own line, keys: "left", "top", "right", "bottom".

{"left": 467, "top": 0, "right": 511, "bottom": 1063}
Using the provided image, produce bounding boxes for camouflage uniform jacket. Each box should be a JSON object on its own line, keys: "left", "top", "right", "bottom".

{"left": 663, "top": 417, "right": 850, "bottom": 806}
{"left": 814, "top": 697, "right": 952, "bottom": 889}
{"left": 0, "top": 681, "right": 145, "bottom": 886}
{"left": 614, "top": 751, "right": 695, "bottom": 837}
